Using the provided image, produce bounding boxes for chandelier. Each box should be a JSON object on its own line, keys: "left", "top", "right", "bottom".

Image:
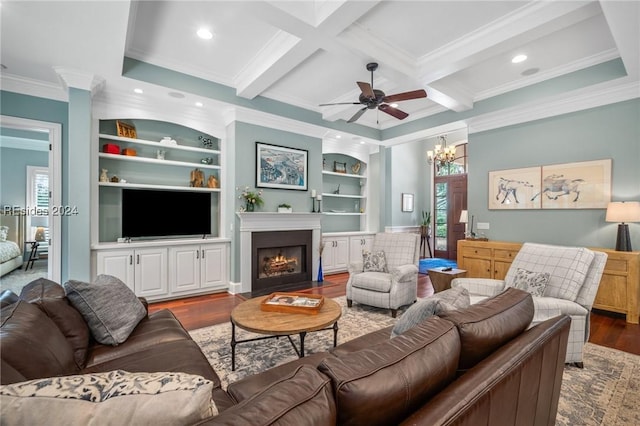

{"left": 427, "top": 136, "right": 456, "bottom": 166}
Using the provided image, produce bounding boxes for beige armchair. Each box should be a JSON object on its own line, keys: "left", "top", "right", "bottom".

{"left": 346, "top": 232, "right": 420, "bottom": 317}
{"left": 452, "top": 242, "right": 607, "bottom": 367}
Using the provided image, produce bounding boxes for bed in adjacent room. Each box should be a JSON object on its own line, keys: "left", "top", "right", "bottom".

{"left": 0, "top": 214, "right": 24, "bottom": 277}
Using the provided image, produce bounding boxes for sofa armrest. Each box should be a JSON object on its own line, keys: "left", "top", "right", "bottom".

{"left": 451, "top": 278, "right": 506, "bottom": 297}
{"left": 138, "top": 297, "right": 149, "bottom": 314}
{"left": 390, "top": 264, "right": 418, "bottom": 282}
{"left": 348, "top": 261, "right": 364, "bottom": 275}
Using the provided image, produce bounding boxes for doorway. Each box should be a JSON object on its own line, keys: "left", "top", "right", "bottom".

{"left": 0, "top": 115, "right": 62, "bottom": 289}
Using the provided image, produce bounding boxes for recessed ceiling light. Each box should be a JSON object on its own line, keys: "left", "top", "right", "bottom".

{"left": 390, "top": 103, "right": 398, "bottom": 108}
{"left": 336, "top": 135, "right": 341, "bottom": 139}
{"left": 512, "top": 54, "right": 527, "bottom": 64}
{"left": 134, "top": 88, "right": 143, "bottom": 94}
{"left": 195, "top": 102, "right": 204, "bottom": 107}
{"left": 360, "top": 140, "right": 366, "bottom": 144}
{"left": 197, "top": 28, "right": 213, "bottom": 40}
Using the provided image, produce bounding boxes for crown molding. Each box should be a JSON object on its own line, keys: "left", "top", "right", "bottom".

{"left": 53, "top": 67, "right": 105, "bottom": 95}
{"left": 0, "top": 73, "right": 68, "bottom": 101}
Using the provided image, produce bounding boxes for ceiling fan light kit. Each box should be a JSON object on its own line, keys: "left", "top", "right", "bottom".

{"left": 320, "top": 62, "right": 427, "bottom": 124}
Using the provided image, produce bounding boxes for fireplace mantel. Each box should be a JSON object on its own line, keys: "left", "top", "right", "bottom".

{"left": 233, "top": 213, "right": 323, "bottom": 294}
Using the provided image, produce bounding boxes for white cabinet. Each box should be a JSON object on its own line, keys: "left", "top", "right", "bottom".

{"left": 96, "top": 247, "right": 168, "bottom": 298}
{"left": 168, "top": 243, "right": 227, "bottom": 294}
{"left": 93, "top": 240, "right": 229, "bottom": 301}
{"left": 349, "top": 235, "right": 374, "bottom": 264}
{"left": 321, "top": 236, "right": 349, "bottom": 273}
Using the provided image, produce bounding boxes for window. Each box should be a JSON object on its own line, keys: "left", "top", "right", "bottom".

{"left": 26, "top": 166, "right": 49, "bottom": 243}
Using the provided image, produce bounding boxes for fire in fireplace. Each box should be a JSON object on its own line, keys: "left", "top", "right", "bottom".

{"left": 252, "top": 230, "right": 312, "bottom": 292}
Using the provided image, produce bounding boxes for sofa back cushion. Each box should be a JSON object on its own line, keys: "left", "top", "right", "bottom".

{"left": 437, "top": 287, "right": 534, "bottom": 372}
{"left": 19, "top": 278, "right": 90, "bottom": 369}
{"left": 505, "top": 243, "right": 595, "bottom": 302}
{"left": 0, "top": 300, "right": 77, "bottom": 384}
{"left": 318, "top": 316, "right": 460, "bottom": 426}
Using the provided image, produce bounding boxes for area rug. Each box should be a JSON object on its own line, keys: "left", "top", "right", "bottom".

{"left": 419, "top": 257, "right": 458, "bottom": 274}
{"left": 190, "top": 297, "right": 639, "bottom": 425}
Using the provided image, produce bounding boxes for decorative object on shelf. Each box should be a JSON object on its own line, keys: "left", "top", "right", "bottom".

{"left": 156, "top": 149, "right": 166, "bottom": 160}
{"left": 605, "top": 201, "right": 640, "bottom": 251}
{"left": 99, "top": 169, "right": 109, "bottom": 182}
{"left": 351, "top": 161, "right": 362, "bottom": 175}
{"left": 121, "top": 148, "right": 137, "bottom": 156}
{"left": 427, "top": 135, "right": 455, "bottom": 166}
{"left": 333, "top": 161, "right": 347, "bottom": 173}
{"left": 110, "top": 175, "right": 120, "bottom": 183}
{"left": 238, "top": 186, "right": 264, "bottom": 212}
{"left": 333, "top": 184, "right": 340, "bottom": 194}
{"left": 206, "top": 175, "right": 219, "bottom": 189}
{"left": 103, "top": 143, "right": 120, "bottom": 154}
{"left": 317, "top": 239, "right": 325, "bottom": 283}
{"left": 159, "top": 136, "right": 178, "bottom": 146}
{"left": 323, "top": 158, "right": 326, "bottom": 170}
{"left": 316, "top": 194, "right": 322, "bottom": 213}
{"left": 401, "top": 193, "right": 414, "bottom": 212}
{"left": 190, "top": 168, "right": 205, "bottom": 187}
{"left": 256, "top": 142, "right": 308, "bottom": 191}
{"left": 199, "top": 135, "right": 214, "bottom": 149}
{"left": 278, "top": 203, "right": 292, "bottom": 213}
{"left": 200, "top": 157, "right": 214, "bottom": 165}
{"left": 116, "top": 120, "right": 137, "bottom": 138}
{"left": 311, "top": 189, "right": 317, "bottom": 212}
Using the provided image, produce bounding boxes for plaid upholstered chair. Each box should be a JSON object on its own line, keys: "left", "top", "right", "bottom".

{"left": 346, "top": 232, "right": 420, "bottom": 318}
{"left": 452, "top": 242, "right": 607, "bottom": 367}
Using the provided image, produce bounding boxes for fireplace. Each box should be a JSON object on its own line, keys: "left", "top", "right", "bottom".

{"left": 252, "top": 230, "right": 312, "bottom": 292}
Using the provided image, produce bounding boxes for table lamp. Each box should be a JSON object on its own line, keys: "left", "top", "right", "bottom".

{"left": 459, "top": 210, "right": 469, "bottom": 237}
{"left": 605, "top": 201, "right": 640, "bottom": 251}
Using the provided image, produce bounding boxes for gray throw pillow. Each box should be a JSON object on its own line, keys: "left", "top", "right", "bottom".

{"left": 511, "top": 268, "right": 550, "bottom": 297}
{"left": 391, "top": 287, "right": 470, "bottom": 337}
{"left": 63, "top": 275, "right": 146, "bottom": 345}
{"left": 363, "top": 250, "right": 387, "bottom": 272}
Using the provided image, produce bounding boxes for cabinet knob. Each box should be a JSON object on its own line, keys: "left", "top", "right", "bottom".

{"left": 136, "top": 254, "right": 140, "bottom": 264}
{"left": 196, "top": 250, "right": 200, "bottom": 259}
{"left": 201, "top": 249, "right": 205, "bottom": 258}
{"left": 129, "top": 255, "right": 133, "bottom": 265}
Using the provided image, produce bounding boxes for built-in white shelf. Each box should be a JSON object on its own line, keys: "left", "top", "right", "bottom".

{"left": 98, "top": 181, "right": 221, "bottom": 192}
{"left": 323, "top": 212, "right": 364, "bottom": 216}
{"left": 99, "top": 133, "right": 221, "bottom": 155}
{"left": 98, "top": 153, "right": 220, "bottom": 170}
{"left": 321, "top": 193, "right": 365, "bottom": 199}
{"left": 322, "top": 170, "right": 366, "bottom": 179}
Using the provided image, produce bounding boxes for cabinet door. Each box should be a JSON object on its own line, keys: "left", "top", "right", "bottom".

{"left": 201, "top": 245, "right": 226, "bottom": 289}
{"left": 169, "top": 245, "right": 200, "bottom": 294}
{"left": 349, "top": 236, "right": 373, "bottom": 265}
{"left": 135, "top": 248, "right": 168, "bottom": 298}
{"left": 493, "top": 260, "right": 512, "bottom": 280}
{"left": 96, "top": 250, "right": 134, "bottom": 291}
{"left": 324, "top": 237, "right": 349, "bottom": 273}
{"left": 462, "top": 256, "right": 492, "bottom": 278}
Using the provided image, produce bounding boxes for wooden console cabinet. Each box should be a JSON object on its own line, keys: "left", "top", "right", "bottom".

{"left": 457, "top": 240, "right": 640, "bottom": 324}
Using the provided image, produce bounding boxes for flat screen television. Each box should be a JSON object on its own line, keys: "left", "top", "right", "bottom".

{"left": 122, "top": 189, "right": 212, "bottom": 239}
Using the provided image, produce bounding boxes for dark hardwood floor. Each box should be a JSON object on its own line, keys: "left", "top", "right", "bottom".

{"left": 149, "top": 272, "right": 640, "bottom": 355}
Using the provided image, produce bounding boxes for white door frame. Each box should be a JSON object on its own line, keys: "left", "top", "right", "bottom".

{"left": 1, "top": 115, "right": 62, "bottom": 282}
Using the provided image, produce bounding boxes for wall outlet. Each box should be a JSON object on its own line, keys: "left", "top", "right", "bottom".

{"left": 476, "top": 222, "right": 490, "bottom": 230}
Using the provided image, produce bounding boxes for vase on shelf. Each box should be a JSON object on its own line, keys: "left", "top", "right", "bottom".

{"left": 246, "top": 202, "right": 255, "bottom": 212}
{"left": 317, "top": 257, "right": 324, "bottom": 282}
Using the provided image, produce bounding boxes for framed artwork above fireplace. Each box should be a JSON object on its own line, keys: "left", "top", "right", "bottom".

{"left": 256, "top": 142, "right": 308, "bottom": 191}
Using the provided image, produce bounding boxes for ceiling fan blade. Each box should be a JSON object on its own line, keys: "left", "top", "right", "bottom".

{"left": 319, "top": 102, "right": 362, "bottom": 106}
{"left": 357, "top": 81, "right": 374, "bottom": 99}
{"left": 379, "top": 104, "right": 409, "bottom": 120}
{"left": 347, "top": 107, "right": 368, "bottom": 123}
{"left": 382, "top": 89, "right": 427, "bottom": 103}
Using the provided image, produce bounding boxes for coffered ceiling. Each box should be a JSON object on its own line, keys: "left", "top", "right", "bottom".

{"left": 1, "top": 1, "right": 638, "bottom": 135}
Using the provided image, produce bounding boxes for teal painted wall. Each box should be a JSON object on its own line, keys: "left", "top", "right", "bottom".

{"left": 231, "top": 122, "right": 322, "bottom": 282}
{"left": 0, "top": 147, "right": 48, "bottom": 206}
{"left": 389, "top": 140, "right": 431, "bottom": 227}
{"left": 0, "top": 90, "right": 70, "bottom": 280}
{"left": 467, "top": 98, "right": 640, "bottom": 250}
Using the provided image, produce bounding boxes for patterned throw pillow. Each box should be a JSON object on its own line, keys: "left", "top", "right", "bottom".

{"left": 512, "top": 268, "right": 550, "bottom": 297}
{"left": 0, "top": 226, "right": 8, "bottom": 242}
{"left": 63, "top": 274, "right": 146, "bottom": 345}
{"left": 0, "top": 370, "right": 217, "bottom": 425}
{"left": 363, "top": 250, "right": 387, "bottom": 272}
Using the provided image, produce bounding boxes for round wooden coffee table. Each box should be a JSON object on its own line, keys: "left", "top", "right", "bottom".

{"left": 230, "top": 296, "right": 341, "bottom": 371}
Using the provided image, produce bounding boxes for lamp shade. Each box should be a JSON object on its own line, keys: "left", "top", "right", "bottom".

{"left": 459, "top": 210, "right": 468, "bottom": 223}
{"left": 30, "top": 215, "right": 48, "bottom": 228}
{"left": 605, "top": 201, "right": 640, "bottom": 223}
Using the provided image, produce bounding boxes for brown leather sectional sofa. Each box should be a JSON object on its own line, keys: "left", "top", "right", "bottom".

{"left": 1, "top": 279, "right": 570, "bottom": 425}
